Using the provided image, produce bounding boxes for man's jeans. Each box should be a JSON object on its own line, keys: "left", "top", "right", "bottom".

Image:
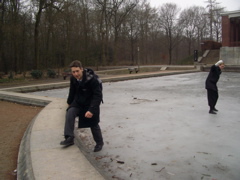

{"left": 64, "top": 107, "right": 103, "bottom": 145}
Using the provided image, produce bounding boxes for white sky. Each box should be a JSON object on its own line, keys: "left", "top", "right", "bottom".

{"left": 149, "top": 0, "right": 240, "bottom": 11}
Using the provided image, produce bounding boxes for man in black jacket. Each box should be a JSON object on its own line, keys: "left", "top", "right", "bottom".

{"left": 60, "top": 60, "right": 104, "bottom": 152}
{"left": 205, "top": 60, "right": 225, "bottom": 114}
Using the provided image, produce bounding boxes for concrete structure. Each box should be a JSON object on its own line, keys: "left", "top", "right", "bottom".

{"left": 220, "top": 10, "right": 240, "bottom": 65}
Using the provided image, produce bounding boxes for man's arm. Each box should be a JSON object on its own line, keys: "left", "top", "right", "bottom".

{"left": 67, "top": 76, "right": 76, "bottom": 105}
{"left": 88, "top": 78, "right": 102, "bottom": 115}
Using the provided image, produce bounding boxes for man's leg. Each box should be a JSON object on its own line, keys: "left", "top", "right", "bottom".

{"left": 213, "top": 91, "right": 219, "bottom": 110}
{"left": 60, "top": 107, "right": 79, "bottom": 146}
{"left": 207, "top": 89, "right": 217, "bottom": 114}
{"left": 91, "top": 124, "right": 104, "bottom": 152}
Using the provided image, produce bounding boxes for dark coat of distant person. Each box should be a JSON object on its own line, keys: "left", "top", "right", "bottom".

{"left": 205, "top": 64, "right": 222, "bottom": 91}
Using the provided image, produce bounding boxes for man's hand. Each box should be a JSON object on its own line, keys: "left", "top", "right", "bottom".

{"left": 85, "top": 111, "right": 93, "bottom": 118}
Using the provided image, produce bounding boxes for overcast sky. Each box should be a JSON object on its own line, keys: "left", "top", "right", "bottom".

{"left": 149, "top": 0, "right": 240, "bottom": 11}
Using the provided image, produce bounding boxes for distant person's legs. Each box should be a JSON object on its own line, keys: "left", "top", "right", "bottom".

{"left": 207, "top": 89, "right": 218, "bottom": 114}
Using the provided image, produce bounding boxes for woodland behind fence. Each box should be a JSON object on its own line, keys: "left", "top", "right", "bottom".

{"left": 0, "top": 0, "right": 225, "bottom": 74}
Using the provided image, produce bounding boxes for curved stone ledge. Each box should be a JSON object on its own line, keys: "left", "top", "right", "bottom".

{"left": 1, "top": 82, "right": 69, "bottom": 93}
{"left": 0, "top": 91, "right": 51, "bottom": 106}
{"left": 0, "top": 90, "right": 105, "bottom": 180}
{"left": 17, "top": 116, "right": 37, "bottom": 180}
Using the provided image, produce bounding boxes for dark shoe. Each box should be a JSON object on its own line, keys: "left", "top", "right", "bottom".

{"left": 213, "top": 108, "right": 218, "bottom": 112}
{"left": 94, "top": 143, "right": 104, "bottom": 152}
{"left": 60, "top": 136, "right": 74, "bottom": 146}
{"left": 209, "top": 110, "right": 217, "bottom": 114}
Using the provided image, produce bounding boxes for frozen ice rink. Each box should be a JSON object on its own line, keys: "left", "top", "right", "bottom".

{"left": 30, "top": 72, "right": 240, "bottom": 180}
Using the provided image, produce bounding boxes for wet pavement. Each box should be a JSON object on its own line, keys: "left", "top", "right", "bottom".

{"left": 29, "top": 72, "right": 240, "bottom": 180}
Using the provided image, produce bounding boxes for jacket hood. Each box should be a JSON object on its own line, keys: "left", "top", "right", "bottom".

{"left": 84, "top": 68, "right": 95, "bottom": 82}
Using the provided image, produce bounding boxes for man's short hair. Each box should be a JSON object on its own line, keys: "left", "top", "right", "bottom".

{"left": 69, "top": 60, "right": 83, "bottom": 68}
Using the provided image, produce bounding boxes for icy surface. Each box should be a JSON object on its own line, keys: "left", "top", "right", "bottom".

{"left": 29, "top": 72, "right": 240, "bottom": 180}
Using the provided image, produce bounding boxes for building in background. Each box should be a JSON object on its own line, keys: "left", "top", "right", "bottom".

{"left": 221, "top": 10, "right": 240, "bottom": 65}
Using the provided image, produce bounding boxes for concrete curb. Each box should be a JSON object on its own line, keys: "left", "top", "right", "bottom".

{"left": 0, "top": 82, "right": 69, "bottom": 93}
{"left": 17, "top": 116, "right": 38, "bottom": 180}
{"left": 0, "top": 91, "right": 51, "bottom": 106}
{"left": 100, "top": 69, "right": 199, "bottom": 82}
{"left": 0, "top": 69, "right": 199, "bottom": 94}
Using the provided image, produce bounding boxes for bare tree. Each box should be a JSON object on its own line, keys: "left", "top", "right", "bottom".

{"left": 194, "top": 7, "right": 208, "bottom": 49}
{"left": 124, "top": 7, "right": 140, "bottom": 65}
{"left": 212, "top": 5, "right": 224, "bottom": 42}
{"left": 158, "top": 3, "right": 181, "bottom": 65}
{"left": 32, "top": 0, "right": 46, "bottom": 69}
{"left": 93, "top": 0, "right": 113, "bottom": 65}
{"left": 32, "top": 0, "right": 62, "bottom": 69}
{"left": 204, "top": 0, "right": 223, "bottom": 41}
{"left": 0, "top": 0, "right": 24, "bottom": 73}
{"left": 0, "top": 0, "right": 8, "bottom": 73}
{"left": 179, "top": 6, "right": 207, "bottom": 55}
{"left": 110, "top": 0, "right": 137, "bottom": 64}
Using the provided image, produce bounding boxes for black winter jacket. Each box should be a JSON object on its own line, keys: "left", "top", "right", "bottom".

{"left": 205, "top": 65, "right": 222, "bottom": 91}
{"left": 67, "top": 68, "right": 102, "bottom": 128}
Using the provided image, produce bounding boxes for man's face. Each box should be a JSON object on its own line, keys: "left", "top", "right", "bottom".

{"left": 219, "top": 64, "right": 225, "bottom": 70}
{"left": 71, "top": 67, "right": 83, "bottom": 80}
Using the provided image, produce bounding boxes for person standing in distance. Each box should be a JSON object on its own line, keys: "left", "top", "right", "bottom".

{"left": 60, "top": 60, "right": 104, "bottom": 152}
{"left": 205, "top": 60, "right": 225, "bottom": 114}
